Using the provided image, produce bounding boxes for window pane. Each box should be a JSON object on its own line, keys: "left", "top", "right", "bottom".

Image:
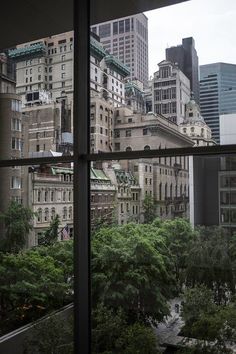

{"left": 0, "top": 164, "right": 74, "bottom": 353}
{"left": 1, "top": 32, "right": 74, "bottom": 160}
{"left": 91, "top": 154, "right": 236, "bottom": 353}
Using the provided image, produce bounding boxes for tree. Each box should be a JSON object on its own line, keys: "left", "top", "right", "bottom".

{"left": 0, "top": 201, "right": 34, "bottom": 253}
{"left": 0, "top": 245, "right": 73, "bottom": 335}
{"left": 186, "top": 226, "right": 236, "bottom": 304}
{"left": 39, "top": 214, "right": 60, "bottom": 246}
{"left": 92, "top": 303, "right": 160, "bottom": 354}
{"left": 24, "top": 314, "right": 73, "bottom": 354}
{"left": 92, "top": 223, "right": 175, "bottom": 325}
{"left": 142, "top": 195, "right": 156, "bottom": 223}
{"left": 160, "top": 218, "right": 195, "bottom": 291}
{"left": 180, "top": 286, "right": 236, "bottom": 354}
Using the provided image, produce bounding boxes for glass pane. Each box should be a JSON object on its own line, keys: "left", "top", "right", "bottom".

{"left": 1, "top": 32, "right": 74, "bottom": 160}
{"left": 91, "top": 155, "right": 236, "bottom": 353}
{"left": 90, "top": 0, "right": 236, "bottom": 155}
{"left": 0, "top": 164, "right": 74, "bottom": 353}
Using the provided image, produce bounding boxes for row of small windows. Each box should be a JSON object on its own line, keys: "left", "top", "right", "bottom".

{"left": 37, "top": 207, "right": 73, "bottom": 223}
{"left": 37, "top": 189, "right": 73, "bottom": 202}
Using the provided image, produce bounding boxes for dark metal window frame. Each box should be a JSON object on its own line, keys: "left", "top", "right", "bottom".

{"left": 0, "top": 1, "right": 236, "bottom": 353}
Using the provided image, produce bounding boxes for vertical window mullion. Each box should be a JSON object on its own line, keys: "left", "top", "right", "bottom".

{"left": 73, "top": 0, "right": 91, "bottom": 353}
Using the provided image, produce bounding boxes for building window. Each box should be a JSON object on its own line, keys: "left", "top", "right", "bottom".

{"left": 125, "top": 129, "right": 131, "bottom": 137}
{"left": 143, "top": 128, "right": 148, "bottom": 135}
{"left": 11, "top": 176, "right": 21, "bottom": 189}
{"left": 11, "top": 137, "right": 21, "bottom": 150}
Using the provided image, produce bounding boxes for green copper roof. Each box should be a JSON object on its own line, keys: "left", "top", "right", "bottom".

{"left": 125, "top": 82, "right": 143, "bottom": 93}
{"left": 90, "top": 36, "right": 107, "bottom": 60}
{"left": 8, "top": 43, "right": 46, "bottom": 59}
{"left": 90, "top": 168, "right": 110, "bottom": 181}
{"left": 51, "top": 167, "right": 73, "bottom": 175}
{"left": 105, "top": 55, "right": 130, "bottom": 77}
{"left": 115, "top": 169, "right": 137, "bottom": 185}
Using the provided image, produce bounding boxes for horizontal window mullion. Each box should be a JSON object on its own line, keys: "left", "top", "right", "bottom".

{"left": 86, "top": 144, "right": 236, "bottom": 161}
{"left": 0, "top": 155, "right": 74, "bottom": 167}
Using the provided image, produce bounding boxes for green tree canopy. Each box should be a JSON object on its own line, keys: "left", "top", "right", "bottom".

{"left": 0, "top": 201, "right": 34, "bottom": 253}
{"left": 92, "top": 223, "right": 175, "bottom": 325}
{"left": 39, "top": 214, "right": 60, "bottom": 246}
{"left": 0, "top": 243, "right": 73, "bottom": 335}
{"left": 142, "top": 195, "right": 156, "bottom": 223}
{"left": 186, "top": 226, "right": 236, "bottom": 304}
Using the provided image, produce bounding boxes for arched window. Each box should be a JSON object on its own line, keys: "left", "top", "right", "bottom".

{"left": 68, "top": 190, "right": 72, "bottom": 201}
{"left": 51, "top": 208, "right": 56, "bottom": 220}
{"left": 170, "top": 184, "right": 173, "bottom": 198}
{"left": 51, "top": 190, "right": 54, "bottom": 202}
{"left": 45, "top": 190, "right": 48, "bottom": 202}
{"left": 68, "top": 206, "right": 72, "bottom": 219}
{"left": 159, "top": 183, "right": 162, "bottom": 201}
{"left": 165, "top": 183, "right": 168, "bottom": 199}
{"left": 37, "top": 190, "right": 41, "bottom": 202}
{"left": 63, "top": 207, "right": 67, "bottom": 220}
{"left": 37, "top": 208, "right": 42, "bottom": 222}
{"left": 125, "top": 146, "right": 132, "bottom": 152}
{"left": 44, "top": 208, "right": 49, "bottom": 222}
{"left": 63, "top": 191, "right": 66, "bottom": 201}
{"left": 144, "top": 145, "right": 150, "bottom": 150}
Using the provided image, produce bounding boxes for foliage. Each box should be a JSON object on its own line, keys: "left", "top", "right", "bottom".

{"left": 92, "top": 303, "right": 159, "bottom": 354}
{"left": 160, "top": 218, "right": 195, "bottom": 290}
{"left": 92, "top": 223, "right": 175, "bottom": 325}
{"left": 0, "top": 243, "right": 73, "bottom": 335}
{"left": 186, "top": 226, "right": 236, "bottom": 304}
{"left": 0, "top": 201, "right": 34, "bottom": 253}
{"left": 142, "top": 195, "right": 156, "bottom": 223}
{"left": 24, "top": 314, "right": 73, "bottom": 354}
{"left": 181, "top": 285, "right": 216, "bottom": 326}
{"left": 38, "top": 214, "right": 60, "bottom": 246}
{"left": 180, "top": 286, "right": 236, "bottom": 353}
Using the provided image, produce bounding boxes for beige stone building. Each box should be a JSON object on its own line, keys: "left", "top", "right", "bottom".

{"left": 103, "top": 162, "right": 141, "bottom": 224}
{"left": 28, "top": 165, "right": 117, "bottom": 245}
{"left": 113, "top": 107, "right": 194, "bottom": 220}
{"left": 179, "top": 97, "right": 216, "bottom": 147}
{"left": 0, "top": 53, "right": 23, "bottom": 214}
{"left": 152, "top": 60, "right": 191, "bottom": 125}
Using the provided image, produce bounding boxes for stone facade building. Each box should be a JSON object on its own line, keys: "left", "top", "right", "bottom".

{"left": 113, "top": 106, "right": 194, "bottom": 220}
{"left": 179, "top": 97, "right": 216, "bottom": 147}
{"left": 28, "top": 165, "right": 117, "bottom": 245}
{"left": 91, "top": 14, "right": 149, "bottom": 87}
{"left": 0, "top": 53, "right": 23, "bottom": 213}
{"left": 152, "top": 60, "right": 190, "bottom": 125}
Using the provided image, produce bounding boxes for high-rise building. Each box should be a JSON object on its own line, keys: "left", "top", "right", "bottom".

{"left": 152, "top": 60, "right": 190, "bottom": 124}
{"left": 166, "top": 37, "right": 199, "bottom": 104}
{"left": 91, "top": 14, "right": 149, "bottom": 87}
{"left": 200, "top": 63, "right": 236, "bottom": 143}
{"left": 0, "top": 53, "right": 23, "bottom": 213}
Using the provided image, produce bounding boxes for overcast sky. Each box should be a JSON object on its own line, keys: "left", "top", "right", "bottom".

{"left": 145, "top": 0, "right": 236, "bottom": 78}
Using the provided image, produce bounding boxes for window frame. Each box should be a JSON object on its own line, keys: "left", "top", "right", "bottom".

{"left": 1, "top": 1, "right": 236, "bottom": 354}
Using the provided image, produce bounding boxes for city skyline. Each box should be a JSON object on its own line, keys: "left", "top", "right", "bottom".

{"left": 145, "top": 0, "right": 236, "bottom": 77}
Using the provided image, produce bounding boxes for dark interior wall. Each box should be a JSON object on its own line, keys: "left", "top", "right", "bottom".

{"left": 193, "top": 156, "right": 219, "bottom": 226}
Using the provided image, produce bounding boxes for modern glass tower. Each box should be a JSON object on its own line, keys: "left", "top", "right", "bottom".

{"left": 200, "top": 63, "right": 236, "bottom": 143}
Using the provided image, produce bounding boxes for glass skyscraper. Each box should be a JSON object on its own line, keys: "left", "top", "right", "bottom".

{"left": 200, "top": 63, "right": 236, "bottom": 143}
